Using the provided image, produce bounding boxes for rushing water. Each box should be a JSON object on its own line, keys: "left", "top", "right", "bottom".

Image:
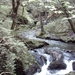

{"left": 31, "top": 47, "right": 75, "bottom": 75}
{"left": 34, "top": 54, "right": 50, "bottom": 75}
{"left": 21, "top": 30, "right": 75, "bottom": 75}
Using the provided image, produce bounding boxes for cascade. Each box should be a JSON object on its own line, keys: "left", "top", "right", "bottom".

{"left": 32, "top": 49, "right": 75, "bottom": 75}
{"left": 22, "top": 30, "right": 75, "bottom": 75}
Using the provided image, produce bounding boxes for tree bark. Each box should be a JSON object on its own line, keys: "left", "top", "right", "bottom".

{"left": 58, "top": 0, "right": 75, "bottom": 33}
{"left": 22, "top": 6, "right": 24, "bottom": 16}
{"left": 39, "top": 12, "right": 45, "bottom": 35}
{"left": 11, "top": 0, "right": 20, "bottom": 30}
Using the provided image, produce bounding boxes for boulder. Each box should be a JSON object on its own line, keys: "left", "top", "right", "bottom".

{"left": 25, "top": 63, "right": 41, "bottom": 75}
{"left": 45, "top": 49, "right": 63, "bottom": 61}
{"left": 31, "top": 51, "right": 47, "bottom": 67}
{"left": 45, "top": 49, "right": 66, "bottom": 70}
{"left": 48, "top": 59, "right": 66, "bottom": 70}
{"left": 72, "top": 61, "right": 75, "bottom": 70}
{"left": 23, "top": 39, "right": 49, "bottom": 50}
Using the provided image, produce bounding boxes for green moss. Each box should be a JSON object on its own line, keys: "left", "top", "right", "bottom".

{"left": 0, "top": 18, "right": 36, "bottom": 73}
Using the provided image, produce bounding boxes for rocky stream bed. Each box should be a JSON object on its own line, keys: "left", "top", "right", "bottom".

{"left": 20, "top": 30, "right": 75, "bottom": 75}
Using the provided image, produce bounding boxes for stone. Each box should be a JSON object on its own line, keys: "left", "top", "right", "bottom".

{"left": 45, "top": 49, "right": 66, "bottom": 70}
{"left": 31, "top": 51, "right": 47, "bottom": 67}
{"left": 48, "top": 60, "right": 66, "bottom": 70}
{"left": 72, "top": 61, "right": 75, "bottom": 70}
{"left": 45, "top": 49, "right": 63, "bottom": 61}
{"left": 24, "top": 39, "right": 49, "bottom": 50}
{"left": 25, "top": 63, "right": 41, "bottom": 75}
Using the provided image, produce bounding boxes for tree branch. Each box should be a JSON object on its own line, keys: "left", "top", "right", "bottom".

{"left": 0, "top": 72, "right": 14, "bottom": 75}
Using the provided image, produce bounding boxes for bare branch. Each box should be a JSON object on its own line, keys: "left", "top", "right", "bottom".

{"left": 0, "top": 72, "right": 14, "bottom": 75}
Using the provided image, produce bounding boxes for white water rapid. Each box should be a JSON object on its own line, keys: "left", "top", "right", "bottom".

{"left": 22, "top": 30, "right": 75, "bottom": 75}
{"left": 34, "top": 54, "right": 50, "bottom": 75}
{"left": 33, "top": 50, "right": 75, "bottom": 75}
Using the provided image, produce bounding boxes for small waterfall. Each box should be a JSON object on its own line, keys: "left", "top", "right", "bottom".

{"left": 55, "top": 60, "right": 75, "bottom": 75}
{"left": 33, "top": 50, "right": 75, "bottom": 75}
{"left": 34, "top": 54, "right": 50, "bottom": 75}
{"left": 22, "top": 30, "right": 75, "bottom": 75}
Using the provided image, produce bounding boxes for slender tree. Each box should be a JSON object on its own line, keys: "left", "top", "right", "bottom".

{"left": 58, "top": 0, "right": 75, "bottom": 33}
{"left": 39, "top": 12, "right": 45, "bottom": 35}
{"left": 11, "top": 0, "right": 20, "bottom": 30}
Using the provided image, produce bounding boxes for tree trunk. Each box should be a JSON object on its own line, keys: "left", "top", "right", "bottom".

{"left": 39, "top": 12, "right": 45, "bottom": 35}
{"left": 58, "top": 0, "right": 75, "bottom": 33}
{"left": 22, "top": 6, "right": 24, "bottom": 16}
{"left": 11, "top": 0, "right": 20, "bottom": 30}
{"left": 11, "top": 13, "right": 17, "bottom": 29}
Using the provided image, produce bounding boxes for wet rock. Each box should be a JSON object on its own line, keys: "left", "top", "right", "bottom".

{"left": 31, "top": 51, "right": 47, "bottom": 67}
{"left": 36, "top": 33, "right": 51, "bottom": 39}
{"left": 48, "top": 59, "right": 66, "bottom": 70}
{"left": 24, "top": 39, "right": 49, "bottom": 50}
{"left": 25, "top": 63, "right": 41, "bottom": 75}
{"left": 46, "top": 49, "right": 66, "bottom": 70}
{"left": 65, "top": 71, "right": 75, "bottom": 75}
{"left": 40, "top": 55, "right": 47, "bottom": 65}
{"left": 45, "top": 49, "right": 63, "bottom": 61}
{"left": 72, "top": 52, "right": 75, "bottom": 58}
{"left": 72, "top": 61, "right": 75, "bottom": 70}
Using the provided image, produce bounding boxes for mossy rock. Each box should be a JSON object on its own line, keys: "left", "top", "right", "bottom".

{"left": 45, "top": 19, "right": 71, "bottom": 34}
{"left": 0, "top": 23, "right": 36, "bottom": 73}
{"left": 22, "top": 38, "right": 49, "bottom": 50}
{"left": 65, "top": 72, "right": 75, "bottom": 75}
{"left": 36, "top": 31, "right": 51, "bottom": 39}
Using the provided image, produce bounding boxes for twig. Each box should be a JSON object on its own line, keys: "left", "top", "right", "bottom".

{"left": 0, "top": 72, "right": 14, "bottom": 75}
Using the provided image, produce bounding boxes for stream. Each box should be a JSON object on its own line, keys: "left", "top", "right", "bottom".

{"left": 21, "top": 30, "right": 75, "bottom": 75}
